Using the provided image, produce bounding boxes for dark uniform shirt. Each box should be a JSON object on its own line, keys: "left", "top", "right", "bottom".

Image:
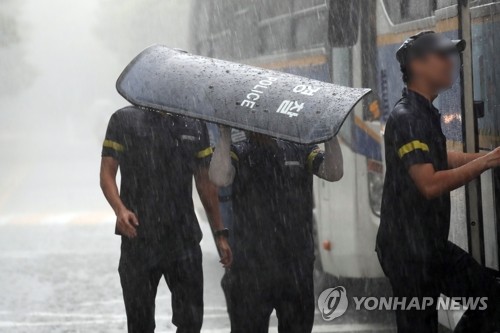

{"left": 230, "top": 138, "right": 325, "bottom": 270}
{"left": 102, "top": 106, "right": 212, "bottom": 252}
{"left": 377, "top": 89, "right": 450, "bottom": 263}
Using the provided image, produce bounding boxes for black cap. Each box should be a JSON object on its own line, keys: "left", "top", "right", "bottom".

{"left": 396, "top": 31, "right": 466, "bottom": 67}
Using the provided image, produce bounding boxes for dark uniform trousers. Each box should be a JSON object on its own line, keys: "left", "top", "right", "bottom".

{"left": 221, "top": 260, "right": 315, "bottom": 333}
{"left": 119, "top": 243, "right": 204, "bottom": 333}
{"left": 378, "top": 241, "right": 500, "bottom": 333}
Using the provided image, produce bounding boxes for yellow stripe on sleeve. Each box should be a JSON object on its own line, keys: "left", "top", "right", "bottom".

{"left": 103, "top": 140, "right": 124, "bottom": 153}
{"left": 196, "top": 147, "right": 214, "bottom": 159}
{"left": 230, "top": 151, "right": 239, "bottom": 161}
{"left": 398, "top": 140, "right": 429, "bottom": 158}
{"left": 306, "top": 149, "right": 321, "bottom": 171}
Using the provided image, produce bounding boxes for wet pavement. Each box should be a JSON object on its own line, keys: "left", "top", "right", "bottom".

{"left": 0, "top": 213, "right": 395, "bottom": 333}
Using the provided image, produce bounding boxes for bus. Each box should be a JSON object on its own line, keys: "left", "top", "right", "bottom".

{"left": 191, "top": 0, "right": 500, "bottom": 329}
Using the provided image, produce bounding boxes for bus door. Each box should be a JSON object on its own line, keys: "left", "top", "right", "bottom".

{"left": 471, "top": 1, "right": 500, "bottom": 272}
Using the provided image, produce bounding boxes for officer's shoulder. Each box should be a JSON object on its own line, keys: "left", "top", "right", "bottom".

{"left": 279, "top": 140, "right": 310, "bottom": 155}
{"left": 106, "top": 106, "right": 140, "bottom": 126}
{"left": 111, "top": 105, "right": 144, "bottom": 119}
{"left": 173, "top": 114, "right": 206, "bottom": 131}
{"left": 388, "top": 100, "right": 419, "bottom": 124}
{"left": 231, "top": 139, "right": 251, "bottom": 156}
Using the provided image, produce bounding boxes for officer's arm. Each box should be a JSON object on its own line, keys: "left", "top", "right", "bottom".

{"left": 447, "top": 151, "right": 486, "bottom": 169}
{"left": 315, "top": 137, "right": 344, "bottom": 181}
{"left": 409, "top": 148, "right": 500, "bottom": 199}
{"left": 100, "top": 157, "right": 138, "bottom": 238}
{"left": 195, "top": 167, "right": 223, "bottom": 230}
{"left": 209, "top": 126, "right": 235, "bottom": 186}
{"left": 195, "top": 167, "right": 233, "bottom": 268}
{"left": 100, "top": 157, "right": 122, "bottom": 213}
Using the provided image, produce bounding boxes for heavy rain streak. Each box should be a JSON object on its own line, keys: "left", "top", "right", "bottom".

{"left": 1, "top": 0, "right": 500, "bottom": 333}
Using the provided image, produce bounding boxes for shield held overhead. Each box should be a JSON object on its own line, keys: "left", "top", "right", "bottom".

{"left": 116, "top": 45, "right": 371, "bottom": 144}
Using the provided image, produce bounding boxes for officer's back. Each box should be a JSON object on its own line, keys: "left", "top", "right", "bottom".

{"left": 103, "top": 106, "right": 207, "bottom": 246}
{"left": 230, "top": 137, "right": 317, "bottom": 270}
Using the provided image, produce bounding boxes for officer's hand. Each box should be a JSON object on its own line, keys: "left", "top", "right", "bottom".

{"left": 484, "top": 147, "right": 500, "bottom": 169}
{"left": 216, "top": 237, "right": 232, "bottom": 268}
{"left": 116, "top": 208, "right": 139, "bottom": 239}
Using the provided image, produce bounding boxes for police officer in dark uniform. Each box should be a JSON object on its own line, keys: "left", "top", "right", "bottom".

{"left": 209, "top": 128, "right": 343, "bottom": 333}
{"left": 99, "top": 106, "right": 232, "bottom": 333}
{"left": 377, "top": 31, "right": 500, "bottom": 333}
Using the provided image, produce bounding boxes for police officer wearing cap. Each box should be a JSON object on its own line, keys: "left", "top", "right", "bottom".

{"left": 100, "top": 106, "right": 232, "bottom": 333}
{"left": 377, "top": 31, "right": 500, "bottom": 332}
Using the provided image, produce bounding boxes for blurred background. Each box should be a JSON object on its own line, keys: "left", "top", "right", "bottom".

{"left": 0, "top": 0, "right": 193, "bottom": 218}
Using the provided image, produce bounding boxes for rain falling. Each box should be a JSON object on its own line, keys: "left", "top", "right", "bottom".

{"left": 1, "top": 0, "right": 500, "bottom": 332}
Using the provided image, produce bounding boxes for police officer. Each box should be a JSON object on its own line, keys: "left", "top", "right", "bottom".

{"left": 209, "top": 128, "right": 343, "bottom": 333}
{"left": 100, "top": 106, "right": 232, "bottom": 333}
{"left": 377, "top": 31, "right": 500, "bottom": 333}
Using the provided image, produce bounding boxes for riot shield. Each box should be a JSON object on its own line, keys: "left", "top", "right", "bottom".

{"left": 117, "top": 45, "right": 371, "bottom": 144}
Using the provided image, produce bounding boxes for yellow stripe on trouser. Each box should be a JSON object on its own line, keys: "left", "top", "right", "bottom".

{"left": 103, "top": 140, "right": 124, "bottom": 152}
{"left": 306, "top": 149, "right": 320, "bottom": 172}
{"left": 196, "top": 147, "right": 214, "bottom": 158}
{"left": 398, "top": 140, "right": 429, "bottom": 158}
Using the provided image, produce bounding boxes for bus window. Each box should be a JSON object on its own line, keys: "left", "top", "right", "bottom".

{"left": 294, "top": 2, "right": 329, "bottom": 49}
{"left": 208, "top": 0, "right": 237, "bottom": 59}
{"left": 258, "top": 0, "right": 291, "bottom": 19}
{"left": 328, "top": 0, "right": 360, "bottom": 47}
{"left": 382, "top": 0, "right": 436, "bottom": 24}
{"left": 294, "top": 0, "right": 327, "bottom": 11}
{"left": 257, "top": 0, "right": 293, "bottom": 54}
